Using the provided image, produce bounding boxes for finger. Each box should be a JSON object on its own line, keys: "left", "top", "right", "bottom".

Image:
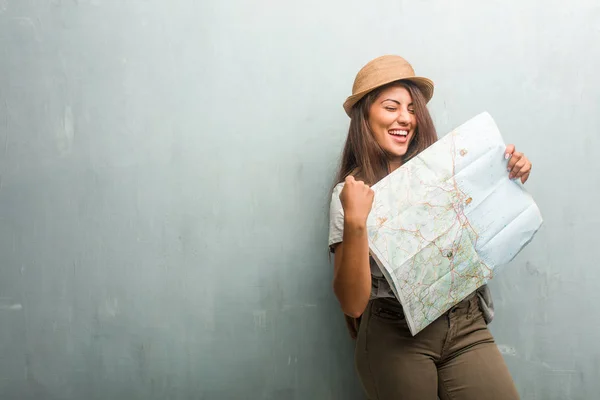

{"left": 515, "top": 162, "right": 532, "bottom": 181}
{"left": 345, "top": 175, "right": 355, "bottom": 184}
{"left": 366, "top": 183, "right": 375, "bottom": 195}
{"left": 363, "top": 185, "right": 372, "bottom": 197}
{"left": 507, "top": 151, "right": 522, "bottom": 170}
{"left": 509, "top": 158, "right": 527, "bottom": 179}
{"left": 520, "top": 170, "right": 531, "bottom": 184}
{"left": 519, "top": 162, "right": 532, "bottom": 176}
{"left": 504, "top": 144, "right": 515, "bottom": 159}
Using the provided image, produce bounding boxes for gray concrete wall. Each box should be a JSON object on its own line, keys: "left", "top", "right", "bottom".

{"left": 0, "top": 1, "right": 598, "bottom": 399}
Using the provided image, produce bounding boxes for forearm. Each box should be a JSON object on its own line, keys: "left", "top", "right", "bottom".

{"left": 333, "top": 219, "right": 372, "bottom": 318}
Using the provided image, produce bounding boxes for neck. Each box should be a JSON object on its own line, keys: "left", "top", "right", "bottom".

{"left": 389, "top": 159, "right": 403, "bottom": 173}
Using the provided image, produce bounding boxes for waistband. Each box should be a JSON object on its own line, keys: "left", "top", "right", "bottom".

{"left": 371, "top": 291, "right": 478, "bottom": 317}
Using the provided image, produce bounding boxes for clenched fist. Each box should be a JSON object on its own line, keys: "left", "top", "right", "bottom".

{"left": 340, "top": 175, "right": 375, "bottom": 226}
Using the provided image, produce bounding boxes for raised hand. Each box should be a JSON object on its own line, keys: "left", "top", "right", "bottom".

{"left": 339, "top": 175, "right": 375, "bottom": 226}
{"left": 505, "top": 144, "right": 532, "bottom": 184}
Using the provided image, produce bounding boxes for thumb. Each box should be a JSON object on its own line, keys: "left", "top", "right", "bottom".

{"left": 504, "top": 144, "right": 515, "bottom": 159}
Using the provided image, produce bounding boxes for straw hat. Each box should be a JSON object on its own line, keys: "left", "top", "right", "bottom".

{"left": 343, "top": 55, "right": 434, "bottom": 116}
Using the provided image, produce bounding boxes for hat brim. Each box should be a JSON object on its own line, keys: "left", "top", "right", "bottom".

{"left": 343, "top": 76, "right": 434, "bottom": 117}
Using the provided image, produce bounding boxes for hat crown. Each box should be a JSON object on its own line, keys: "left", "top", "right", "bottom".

{"left": 342, "top": 54, "right": 434, "bottom": 116}
{"left": 352, "top": 55, "right": 416, "bottom": 95}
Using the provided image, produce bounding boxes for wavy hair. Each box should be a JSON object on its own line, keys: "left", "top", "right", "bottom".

{"left": 335, "top": 80, "right": 437, "bottom": 185}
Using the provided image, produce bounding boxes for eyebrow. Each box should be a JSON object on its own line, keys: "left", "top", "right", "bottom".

{"left": 382, "top": 99, "right": 414, "bottom": 106}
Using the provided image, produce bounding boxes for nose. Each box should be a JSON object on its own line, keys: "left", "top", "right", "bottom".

{"left": 396, "top": 107, "right": 411, "bottom": 126}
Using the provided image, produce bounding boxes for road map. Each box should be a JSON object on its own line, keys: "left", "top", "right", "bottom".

{"left": 367, "top": 112, "right": 543, "bottom": 336}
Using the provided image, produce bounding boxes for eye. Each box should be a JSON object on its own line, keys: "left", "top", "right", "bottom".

{"left": 408, "top": 108, "right": 415, "bottom": 114}
{"left": 385, "top": 107, "right": 397, "bottom": 112}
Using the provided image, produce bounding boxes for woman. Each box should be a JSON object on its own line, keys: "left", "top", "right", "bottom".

{"left": 328, "top": 55, "right": 531, "bottom": 400}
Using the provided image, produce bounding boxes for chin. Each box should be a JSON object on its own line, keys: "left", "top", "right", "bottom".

{"left": 392, "top": 144, "right": 410, "bottom": 157}
{"left": 382, "top": 135, "right": 413, "bottom": 159}
{"left": 389, "top": 149, "right": 406, "bottom": 157}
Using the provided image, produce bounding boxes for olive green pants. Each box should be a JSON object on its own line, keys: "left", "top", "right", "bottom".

{"left": 355, "top": 294, "right": 520, "bottom": 400}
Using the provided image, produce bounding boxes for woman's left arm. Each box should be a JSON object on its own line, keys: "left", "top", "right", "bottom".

{"left": 505, "top": 144, "right": 532, "bottom": 184}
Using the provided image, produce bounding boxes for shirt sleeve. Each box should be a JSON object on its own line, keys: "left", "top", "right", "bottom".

{"left": 328, "top": 183, "right": 345, "bottom": 251}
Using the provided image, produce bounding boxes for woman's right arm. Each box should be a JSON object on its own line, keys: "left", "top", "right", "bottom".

{"left": 332, "top": 176, "right": 374, "bottom": 318}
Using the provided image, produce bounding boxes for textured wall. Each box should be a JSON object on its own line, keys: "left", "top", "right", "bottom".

{"left": 0, "top": 1, "right": 598, "bottom": 399}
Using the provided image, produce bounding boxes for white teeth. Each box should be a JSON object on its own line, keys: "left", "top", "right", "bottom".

{"left": 390, "top": 130, "right": 408, "bottom": 136}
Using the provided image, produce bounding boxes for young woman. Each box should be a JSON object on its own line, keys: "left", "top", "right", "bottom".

{"left": 328, "top": 55, "right": 531, "bottom": 400}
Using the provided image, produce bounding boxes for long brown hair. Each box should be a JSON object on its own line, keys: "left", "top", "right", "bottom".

{"left": 335, "top": 80, "right": 438, "bottom": 185}
{"left": 332, "top": 80, "right": 438, "bottom": 339}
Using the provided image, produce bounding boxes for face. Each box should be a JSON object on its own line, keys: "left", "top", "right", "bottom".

{"left": 367, "top": 85, "right": 417, "bottom": 169}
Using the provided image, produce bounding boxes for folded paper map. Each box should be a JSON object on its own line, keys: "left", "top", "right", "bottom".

{"left": 367, "top": 112, "right": 543, "bottom": 336}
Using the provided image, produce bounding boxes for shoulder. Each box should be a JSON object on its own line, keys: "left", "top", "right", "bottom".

{"left": 331, "top": 168, "right": 363, "bottom": 195}
{"left": 329, "top": 182, "right": 345, "bottom": 215}
{"left": 332, "top": 182, "right": 345, "bottom": 195}
{"left": 328, "top": 183, "right": 346, "bottom": 249}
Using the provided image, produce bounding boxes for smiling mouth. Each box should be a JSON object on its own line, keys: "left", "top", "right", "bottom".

{"left": 389, "top": 129, "right": 408, "bottom": 137}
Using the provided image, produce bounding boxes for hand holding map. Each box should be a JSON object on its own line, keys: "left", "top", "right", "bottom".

{"left": 366, "top": 112, "right": 543, "bottom": 336}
